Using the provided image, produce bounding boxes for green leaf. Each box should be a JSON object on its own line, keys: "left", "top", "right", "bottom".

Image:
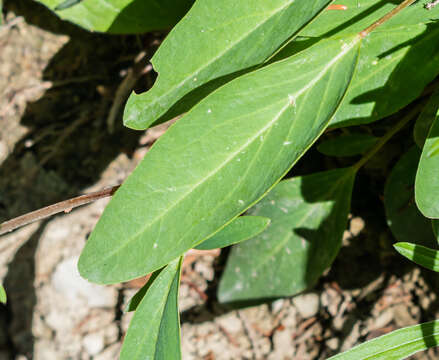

{"left": 54, "top": 0, "right": 82, "bottom": 10}
{"left": 218, "top": 168, "right": 356, "bottom": 303}
{"left": 120, "top": 257, "right": 182, "bottom": 360}
{"left": 79, "top": 35, "right": 361, "bottom": 284}
{"left": 384, "top": 147, "right": 437, "bottom": 247}
{"left": 317, "top": 133, "right": 378, "bottom": 157}
{"left": 278, "top": 0, "right": 439, "bottom": 128}
{"left": 414, "top": 90, "right": 439, "bottom": 148}
{"left": 394, "top": 242, "right": 439, "bottom": 272}
{"left": 328, "top": 319, "right": 439, "bottom": 360}
{"left": 34, "top": 0, "right": 194, "bottom": 34}
{"left": 415, "top": 104, "right": 439, "bottom": 219}
{"left": 195, "top": 216, "right": 270, "bottom": 250}
{"left": 123, "top": 0, "right": 333, "bottom": 130}
{"left": 125, "top": 270, "right": 162, "bottom": 313}
{"left": 0, "top": 285, "right": 6, "bottom": 304}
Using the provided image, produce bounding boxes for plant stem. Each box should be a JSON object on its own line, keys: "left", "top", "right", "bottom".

{"left": 0, "top": 185, "right": 120, "bottom": 236}
{"left": 360, "top": 0, "right": 417, "bottom": 38}
{"left": 352, "top": 103, "right": 425, "bottom": 171}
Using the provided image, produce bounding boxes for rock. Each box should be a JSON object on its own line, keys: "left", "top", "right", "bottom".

{"left": 271, "top": 299, "right": 284, "bottom": 314}
{"left": 326, "top": 337, "right": 339, "bottom": 350}
{"left": 269, "top": 326, "right": 294, "bottom": 360}
{"left": 293, "top": 293, "right": 320, "bottom": 318}
{"left": 94, "top": 343, "right": 121, "bottom": 360}
{"left": 51, "top": 257, "right": 117, "bottom": 308}
{"left": 83, "top": 332, "right": 105, "bottom": 356}
{"left": 350, "top": 217, "right": 365, "bottom": 236}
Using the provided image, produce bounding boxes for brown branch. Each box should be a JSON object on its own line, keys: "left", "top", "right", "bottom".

{"left": 360, "top": 0, "right": 417, "bottom": 38}
{"left": 0, "top": 185, "right": 121, "bottom": 236}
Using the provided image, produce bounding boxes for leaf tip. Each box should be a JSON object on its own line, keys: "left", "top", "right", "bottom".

{"left": 123, "top": 92, "right": 148, "bottom": 130}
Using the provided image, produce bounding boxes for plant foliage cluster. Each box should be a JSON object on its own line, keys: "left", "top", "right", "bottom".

{"left": 10, "top": 0, "right": 439, "bottom": 358}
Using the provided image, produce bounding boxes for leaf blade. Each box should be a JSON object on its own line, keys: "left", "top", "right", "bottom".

{"left": 317, "top": 133, "right": 378, "bottom": 157}
{"left": 414, "top": 90, "right": 439, "bottom": 148}
{"left": 123, "top": 0, "right": 333, "bottom": 129}
{"left": 329, "top": 320, "right": 439, "bottom": 360}
{"left": 394, "top": 242, "right": 439, "bottom": 272}
{"left": 415, "top": 103, "right": 439, "bottom": 219}
{"left": 79, "top": 35, "right": 361, "bottom": 284}
{"left": 35, "top": 0, "right": 194, "bottom": 34}
{"left": 277, "top": 0, "right": 439, "bottom": 128}
{"left": 195, "top": 216, "right": 270, "bottom": 250}
{"left": 120, "top": 257, "right": 182, "bottom": 360}
{"left": 0, "top": 285, "right": 6, "bottom": 304}
{"left": 384, "top": 147, "right": 437, "bottom": 247}
{"left": 218, "top": 167, "right": 356, "bottom": 302}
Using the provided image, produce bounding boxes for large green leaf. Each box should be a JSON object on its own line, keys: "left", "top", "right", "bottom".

{"left": 394, "top": 242, "right": 439, "bottom": 272}
{"left": 415, "top": 103, "right": 439, "bottom": 219}
{"left": 78, "top": 35, "right": 361, "bottom": 284}
{"left": 195, "top": 216, "right": 270, "bottom": 250}
{"left": 120, "top": 258, "right": 182, "bottom": 360}
{"left": 35, "top": 0, "right": 194, "bottom": 34}
{"left": 414, "top": 90, "right": 439, "bottom": 148}
{"left": 317, "top": 133, "right": 378, "bottom": 157}
{"left": 123, "top": 0, "right": 333, "bottom": 130}
{"left": 218, "top": 168, "right": 356, "bottom": 303}
{"left": 384, "top": 147, "right": 437, "bottom": 247}
{"left": 329, "top": 320, "right": 439, "bottom": 360}
{"left": 277, "top": 0, "right": 439, "bottom": 128}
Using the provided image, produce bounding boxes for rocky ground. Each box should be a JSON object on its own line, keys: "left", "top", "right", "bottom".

{"left": 1, "top": 1, "right": 439, "bottom": 359}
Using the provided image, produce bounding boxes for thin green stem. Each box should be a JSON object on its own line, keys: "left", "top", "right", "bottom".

{"left": 353, "top": 103, "right": 425, "bottom": 171}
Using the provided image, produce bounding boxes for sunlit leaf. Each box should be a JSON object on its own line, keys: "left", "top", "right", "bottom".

{"left": 79, "top": 35, "right": 361, "bottom": 284}
{"left": 218, "top": 168, "right": 356, "bottom": 303}
{"left": 394, "top": 242, "right": 439, "bottom": 272}
{"left": 415, "top": 103, "right": 439, "bottom": 218}
{"left": 120, "top": 258, "right": 182, "bottom": 360}
{"left": 195, "top": 216, "right": 270, "bottom": 250}
{"left": 123, "top": 0, "right": 333, "bottom": 129}
{"left": 384, "top": 147, "right": 437, "bottom": 247}
{"left": 35, "top": 0, "right": 194, "bottom": 34}
{"left": 276, "top": 0, "right": 439, "bottom": 128}
{"left": 317, "top": 133, "right": 378, "bottom": 157}
{"left": 329, "top": 320, "right": 439, "bottom": 360}
{"left": 54, "top": 0, "right": 82, "bottom": 10}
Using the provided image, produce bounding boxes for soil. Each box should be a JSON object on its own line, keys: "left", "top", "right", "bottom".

{"left": 1, "top": 1, "right": 439, "bottom": 359}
